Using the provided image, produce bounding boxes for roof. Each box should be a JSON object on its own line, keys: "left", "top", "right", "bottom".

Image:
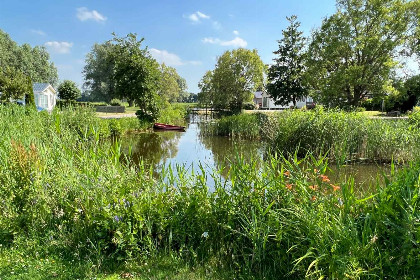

{"left": 33, "top": 83, "right": 50, "bottom": 92}
{"left": 254, "top": 91, "right": 263, "bottom": 99}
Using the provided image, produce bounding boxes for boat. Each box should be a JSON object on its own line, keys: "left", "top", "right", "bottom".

{"left": 153, "top": 123, "right": 186, "bottom": 131}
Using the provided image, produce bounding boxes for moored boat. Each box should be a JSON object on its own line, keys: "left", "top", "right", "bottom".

{"left": 153, "top": 123, "right": 186, "bottom": 131}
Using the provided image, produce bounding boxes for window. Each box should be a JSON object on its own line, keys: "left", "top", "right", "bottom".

{"left": 39, "top": 94, "right": 48, "bottom": 108}
{"left": 263, "top": 97, "right": 268, "bottom": 108}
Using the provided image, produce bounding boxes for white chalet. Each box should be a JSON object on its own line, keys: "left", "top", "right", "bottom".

{"left": 257, "top": 91, "right": 314, "bottom": 110}
{"left": 33, "top": 83, "right": 57, "bottom": 111}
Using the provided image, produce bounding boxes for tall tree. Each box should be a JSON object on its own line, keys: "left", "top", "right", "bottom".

{"left": 209, "top": 48, "right": 265, "bottom": 112}
{"left": 198, "top": 70, "right": 214, "bottom": 107}
{"left": 83, "top": 42, "right": 118, "bottom": 102}
{"left": 158, "top": 63, "right": 182, "bottom": 103}
{"left": 306, "top": 0, "right": 416, "bottom": 107}
{"left": 267, "top": 15, "right": 307, "bottom": 107}
{"left": 110, "top": 33, "right": 161, "bottom": 121}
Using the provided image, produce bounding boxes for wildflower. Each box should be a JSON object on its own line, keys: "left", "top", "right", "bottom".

{"left": 338, "top": 198, "right": 344, "bottom": 206}
{"left": 201, "top": 231, "right": 209, "bottom": 238}
{"left": 114, "top": 215, "right": 122, "bottom": 222}
{"left": 330, "top": 184, "right": 341, "bottom": 191}
{"left": 284, "top": 171, "right": 291, "bottom": 177}
{"left": 285, "top": 184, "right": 293, "bottom": 190}
{"left": 313, "top": 169, "right": 318, "bottom": 173}
{"left": 309, "top": 185, "right": 318, "bottom": 191}
{"left": 311, "top": 195, "right": 316, "bottom": 201}
{"left": 320, "top": 175, "right": 330, "bottom": 182}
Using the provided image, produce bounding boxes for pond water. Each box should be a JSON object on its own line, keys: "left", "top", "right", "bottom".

{"left": 121, "top": 116, "right": 392, "bottom": 191}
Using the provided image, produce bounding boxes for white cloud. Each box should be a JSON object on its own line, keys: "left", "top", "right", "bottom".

{"left": 202, "top": 36, "right": 247, "bottom": 48}
{"left": 44, "top": 41, "right": 73, "bottom": 54}
{"left": 31, "top": 29, "right": 46, "bottom": 36}
{"left": 233, "top": 30, "right": 239, "bottom": 35}
{"left": 76, "top": 7, "right": 107, "bottom": 22}
{"left": 150, "top": 48, "right": 201, "bottom": 66}
{"left": 185, "top": 11, "right": 210, "bottom": 23}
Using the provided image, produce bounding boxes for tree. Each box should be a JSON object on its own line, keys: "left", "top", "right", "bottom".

{"left": 0, "top": 67, "right": 33, "bottom": 104}
{"left": 201, "top": 48, "right": 265, "bottom": 112}
{"left": 83, "top": 42, "right": 118, "bottom": 102}
{"left": 306, "top": 0, "right": 416, "bottom": 107}
{"left": 158, "top": 63, "right": 182, "bottom": 102}
{"left": 198, "top": 70, "right": 214, "bottom": 108}
{"left": 57, "top": 80, "right": 81, "bottom": 101}
{"left": 0, "top": 29, "right": 58, "bottom": 86}
{"left": 267, "top": 15, "right": 307, "bottom": 107}
{"left": 110, "top": 33, "right": 161, "bottom": 121}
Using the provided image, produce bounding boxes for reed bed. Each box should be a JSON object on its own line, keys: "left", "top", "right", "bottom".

{"left": 202, "top": 108, "right": 420, "bottom": 163}
{"left": 0, "top": 105, "right": 418, "bottom": 279}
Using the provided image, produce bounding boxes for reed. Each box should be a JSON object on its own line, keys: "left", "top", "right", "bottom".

{"left": 202, "top": 109, "right": 420, "bottom": 163}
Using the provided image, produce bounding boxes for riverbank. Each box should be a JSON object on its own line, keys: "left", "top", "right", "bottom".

{"left": 0, "top": 106, "right": 418, "bottom": 279}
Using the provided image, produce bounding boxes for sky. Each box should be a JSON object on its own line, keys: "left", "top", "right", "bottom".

{"left": 1, "top": 0, "right": 415, "bottom": 93}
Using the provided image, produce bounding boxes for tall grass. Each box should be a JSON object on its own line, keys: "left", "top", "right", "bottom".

{"left": 202, "top": 108, "right": 420, "bottom": 163}
{"left": 0, "top": 105, "right": 418, "bottom": 279}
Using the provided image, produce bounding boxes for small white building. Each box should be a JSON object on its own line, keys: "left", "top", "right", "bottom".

{"left": 259, "top": 91, "right": 314, "bottom": 110}
{"left": 33, "top": 83, "right": 57, "bottom": 111}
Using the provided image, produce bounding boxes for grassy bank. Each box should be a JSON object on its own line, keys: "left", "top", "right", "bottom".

{"left": 0, "top": 105, "right": 418, "bottom": 279}
{"left": 202, "top": 108, "right": 420, "bottom": 163}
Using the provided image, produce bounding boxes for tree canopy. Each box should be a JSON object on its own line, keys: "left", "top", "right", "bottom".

{"left": 57, "top": 80, "right": 81, "bottom": 101}
{"left": 305, "top": 0, "right": 416, "bottom": 108}
{"left": 108, "top": 33, "right": 162, "bottom": 121}
{"left": 0, "top": 67, "right": 33, "bottom": 104}
{"left": 0, "top": 29, "right": 58, "bottom": 86}
{"left": 267, "top": 15, "right": 307, "bottom": 107}
{"left": 198, "top": 48, "right": 265, "bottom": 112}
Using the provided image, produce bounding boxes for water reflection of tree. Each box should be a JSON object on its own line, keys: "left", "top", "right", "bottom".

{"left": 199, "top": 135, "right": 262, "bottom": 174}
{"left": 122, "top": 131, "right": 181, "bottom": 170}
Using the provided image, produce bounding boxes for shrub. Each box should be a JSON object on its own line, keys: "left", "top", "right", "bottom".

{"left": 110, "top": 98, "right": 123, "bottom": 106}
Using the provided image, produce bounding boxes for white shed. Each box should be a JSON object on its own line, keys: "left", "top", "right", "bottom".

{"left": 261, "top": 91, "right": 314, "bottom": 110}
{"left": 33, "top": 83, "right": 57, "bottom": 111}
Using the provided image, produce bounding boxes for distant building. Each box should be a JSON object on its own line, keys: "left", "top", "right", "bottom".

{"left": 33, "top": 83, "right": 57, "bottom": 111}
{"left": 254, "top": 91, "right": 315, "bottom": 110}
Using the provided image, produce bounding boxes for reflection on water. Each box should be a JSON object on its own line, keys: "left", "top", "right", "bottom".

{"left": 122, "top": 121, "right": 262, "bottom": 186}
{"left": 121, "top": 117, "right": 392, "bottom": 190}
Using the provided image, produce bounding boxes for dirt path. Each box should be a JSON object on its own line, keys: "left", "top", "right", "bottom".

{"left": 97, "top": 113, "right": 136, "bottom": 119}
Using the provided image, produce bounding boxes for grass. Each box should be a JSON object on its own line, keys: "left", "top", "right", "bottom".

{"left": 0, "top": 105, "right": 418, "bottom": 279}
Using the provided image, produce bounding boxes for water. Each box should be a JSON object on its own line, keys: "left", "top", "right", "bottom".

{"left": 121, "top": 117, "right": 392, "bottom": 191}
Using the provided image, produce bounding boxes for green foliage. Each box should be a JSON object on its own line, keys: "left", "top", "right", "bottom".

{"left": 157, "top": 103, "right": 189, "bottom": 126}
{"left": 109, "top": 98, "right": 123, "bottom": 106}
{"left": 0, "top": 67, "right": 33, "bottom": 103}
{"left": 0, "top": 29, "right": 58, "bottom": 86}
{"left": 57, "top": 80, "right": 81, "bottom": 101}
{"left": 267, "top": 15, "right": 308, "bottom": 107}
{"left": 0, "top": 106, "right": 418, "bottom": 279}
{"left": 158, "top": 63, "right": 186, "bottom": 103}
{"left": 109, "top": 33, "right": 162, "bottom": 121}
{"left": 203, "top": 110, "right": 420, "bottom": 163}
{"left": 199, "top": 49, "right": 265, "bottom": 113}
{"left": 306, "top": 0, "right": 415, "bottom": 107}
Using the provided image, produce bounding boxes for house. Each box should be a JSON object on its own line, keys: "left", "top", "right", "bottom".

{"left": 256, "top": 91, "right": 315, "bottom": 110}
{"left": 33, "top": 83, "right": 57, "bottom": 111}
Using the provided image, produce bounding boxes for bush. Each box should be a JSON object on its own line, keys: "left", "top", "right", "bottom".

{"left": 242, "top": 102, "right": 256, "bottom": 110}
{"left": 110, "top": 98, "right": 123, "bottom": 106}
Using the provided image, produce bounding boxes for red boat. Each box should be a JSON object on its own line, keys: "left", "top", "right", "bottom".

{"left": 153, "top": 123, "right": 186, "bottom": 131}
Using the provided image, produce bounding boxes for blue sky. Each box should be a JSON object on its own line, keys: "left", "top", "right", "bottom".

{"left": 0, "top": 0, "right": 353, "bottom": 93}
